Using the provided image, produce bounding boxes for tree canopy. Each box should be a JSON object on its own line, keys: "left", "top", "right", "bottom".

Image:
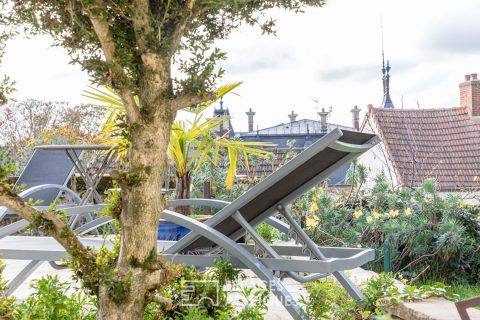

{"left": 1, "top": 0, "right": 326, "bottom": 119}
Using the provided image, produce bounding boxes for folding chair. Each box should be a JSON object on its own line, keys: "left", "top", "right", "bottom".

{"left": 0, "top": 148, "right": 84, "bottom": 219}
{"left": 0, "top": 129, "right": 379, "bottom": 319}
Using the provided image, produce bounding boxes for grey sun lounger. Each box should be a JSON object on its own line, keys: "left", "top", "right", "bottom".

{"left": 0, "top": 148, "right": 84, "bottom": 219}
{"left": 0, "top": 129, "right": 379, "bottom": 320}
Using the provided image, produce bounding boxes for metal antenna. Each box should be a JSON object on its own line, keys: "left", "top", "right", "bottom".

{"left": 310, "top": 97, "right": 319, "bottom": 114}
{"left": 381, "top": 14, "right": 386, "bottom": 76}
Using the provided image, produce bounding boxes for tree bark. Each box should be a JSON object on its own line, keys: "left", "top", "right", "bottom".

{"left": 175, "top": 171, "right": 192, "bottom": 215}
{"left": 97, "top": 285, "right": 146, "bottom": 320}
{"left": 95, "top": 104, "right": 177, "bottom": 319}
{"left": 118, "top": 107, "right": 175, "bottom": 267}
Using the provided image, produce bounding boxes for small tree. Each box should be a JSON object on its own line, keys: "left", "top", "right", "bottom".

{"left": 0, "top": 1, "right": 326, "bottom": 319}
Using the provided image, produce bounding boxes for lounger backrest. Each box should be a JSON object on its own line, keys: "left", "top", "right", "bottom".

{"left": 14, "top": 149, "right": 83, "bottom": 205}
{"left": 181, "top": 129, "right": 378, "bottom": 251}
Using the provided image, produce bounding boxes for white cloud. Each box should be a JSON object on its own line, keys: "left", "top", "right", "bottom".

{"left": 2, "top": 0, "right": 479, "bottom": 132}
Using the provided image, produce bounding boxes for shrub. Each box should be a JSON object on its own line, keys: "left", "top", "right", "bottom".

{"left": 299, "top": 175, "right": 480, "bottom": 284}
{"left": 256, "top": 222, "right": 281, "bottom": 244}
{"left": 14, "top": 275, "right": 96, "bottom": 320}
{"left": 0, "top": 260, "right": 16, "bottom": 320}
{"left": 145, "top": 259, "right": 269, "bottom": 320}
{"left": 301, "top": 273, "right": 453, "bottom": 320}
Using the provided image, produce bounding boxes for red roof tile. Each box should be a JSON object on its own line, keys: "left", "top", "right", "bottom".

{"left": 369, "top": 107, "right": 480, "bottom": 191}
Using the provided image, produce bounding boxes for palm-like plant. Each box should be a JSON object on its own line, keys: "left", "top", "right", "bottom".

{"left": 84, "top": 83, "right": 273, "bottom": 213}
{"left": 169, "top": 114, "right": 271, "bottom": 201}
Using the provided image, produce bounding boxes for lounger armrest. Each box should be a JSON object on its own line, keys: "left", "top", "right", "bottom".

{"left": 329, "top": 136, "right": 381, "bottom": 153}
{"left": 18, "top": 184, "right": 82, "bottom": 204}
{"left": 0, "top": 205, "right": 106, "bottom": 238}
{"left": 168, "top": 198, "right": 230, "bottom": 209}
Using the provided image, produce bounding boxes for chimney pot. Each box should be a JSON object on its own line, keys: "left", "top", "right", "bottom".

{"left": 460, "top": 73, "right": 480, "bottom": 119}
{"left": 318, "top": 108, "right": 329, "bottom": 132}
{"left": 288, "top": 110, "right": 298, "bottom": 123}
{"left": 246, "top": 108, "right": 256, "bottom": 132}
{"left": 350, "top": 105, "right": 361, "bottom": 131}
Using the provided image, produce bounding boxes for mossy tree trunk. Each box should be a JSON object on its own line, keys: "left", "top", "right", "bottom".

{"left": 95, "top": 69, "right": 181, "bottom": 318}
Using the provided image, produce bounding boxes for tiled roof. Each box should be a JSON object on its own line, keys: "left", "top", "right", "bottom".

{"left": 368, "top": 106, "right": 480, "bottom": 191}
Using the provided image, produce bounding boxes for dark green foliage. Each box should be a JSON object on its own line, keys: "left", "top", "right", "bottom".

{"left": 190, "top": 157, "right": 246, "bottom": 206}
{"left": 235, "top": 285, "right": 269, "bottom": 320}
{"left": 102, "top": 269, "right": 132, "bottom": 303}
{"left": 300, "top": 175, "right": 480, "bottom": 284}
{"left": 145, "top": 260, "right": 269, "bottom": 320}
{"left": 256, "top": 222, "right": 281, "bottom": 244}
{"left": 14, "top": 275, "right": 96, "bottom": 320}
{"left": 301, "top": 273, "right": 454, "bottom": 320}
{"left": 0, "top": 260, "right": 16, "bottom": 320}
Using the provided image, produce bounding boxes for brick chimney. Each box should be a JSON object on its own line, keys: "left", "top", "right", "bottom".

{"left": 245, "top": 108, "right": 255, "bottom": 132}
{"left": 350, "top": 105, "right": 361, "bottom": 131}
{"left": 288, "top": 110, "right": 298, "bottom": 123}
{"left": 460, "top": 73, "right": 480, "bottom": 119}
{"left": 318, "top": 108, "right": 329, "bottom": 132}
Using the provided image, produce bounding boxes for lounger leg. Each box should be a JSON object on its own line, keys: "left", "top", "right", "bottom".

{"left": 333, "top": 271, "right": 364, "bottom": 301}
{"left": 6, "top": 260, "right": 43, "bottom": 297}
{"left": 163, "top": 210, "right": 308, "bottom": 320}
{"left": 276, "top": 204, "right": 365, "bottom": 301}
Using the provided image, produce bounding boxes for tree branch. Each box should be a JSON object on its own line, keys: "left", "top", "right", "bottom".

{"left": 169, "top": 0, "right": 197, "bottom": 55}
{"left": 131, "top": 0, "right": 153, "bottom": 53}
{"left": 170, "top": 91, "right": 215, "bottom": 112}
{"left": 145, "top": 293, "right": 173, "bottom": 309}
{"left": 88, "top": 9, "right": 141, "bottom": 124}
{"left": 0, "top": 183, "right": 97, "bottom": 270}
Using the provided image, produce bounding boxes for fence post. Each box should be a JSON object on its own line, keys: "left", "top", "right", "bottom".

{"left": 203, "top": 181, "right": 211, "bottom": 215}
{"left": 384, "top": 242, "right": 392, "bottom": 273}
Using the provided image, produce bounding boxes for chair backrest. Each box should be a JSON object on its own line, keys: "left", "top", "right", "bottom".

{"left": 181, "top": 129, "right": 379, "bottom": 251}
{"left": 13, "top": 149, "right": 82, "bottom": 205}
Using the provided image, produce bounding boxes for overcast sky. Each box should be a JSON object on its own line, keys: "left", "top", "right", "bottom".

{"left": 2, "top": 0, "right": 480, "bottom": 132}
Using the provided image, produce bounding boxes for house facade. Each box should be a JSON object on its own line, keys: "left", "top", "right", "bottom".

{"left": 359, "top": 74, "right": 480, "bottom": 200}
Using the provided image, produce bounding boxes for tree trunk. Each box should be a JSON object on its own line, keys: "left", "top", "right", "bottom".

{"left": 175, "top": 171, "right": 192, "bottom": 215}
{"left": 97, "top": 285, "right": 146, "bottom": 320}
{"left": 99, "top": 105, "right": 177, "bottom": 319}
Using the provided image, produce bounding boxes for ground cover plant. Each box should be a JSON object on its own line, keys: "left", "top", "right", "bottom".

{"left": 300, "top": 272, "right": 456, "bottom": 320}
{"left": 0, "top": 259, "right": 269, "bottom": 320}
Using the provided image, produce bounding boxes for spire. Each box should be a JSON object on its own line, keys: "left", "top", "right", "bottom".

{"left": 381, "top": 59, "right": 394, "bottom": 109}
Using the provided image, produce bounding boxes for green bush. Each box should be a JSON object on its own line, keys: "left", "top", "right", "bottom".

{"left": 299, "top": 175, "right": 480, "bottom": 284}
{"left": 14, "top": 275, "right": 96, "bottom": 320}
{"left": 301, "top": 273, "right": 453, "bottom": 320}
{"left": 0, "top": 260, "right": 16, "bottom": 320}
{"left": 145, "top": 259, "right": 269, "bottom": 320}
{"left": 256, "top": 222, "right": 281, "bottom": 244}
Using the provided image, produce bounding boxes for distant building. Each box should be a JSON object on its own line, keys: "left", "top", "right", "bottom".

{"left": 229, "top": 107, "right": 362, "bottom": 187}
{"left": 360, "top": 73, "right": 480, "bottom": 197}
{"left": 210, "top": 98, "right": 235, "bottom": 138}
